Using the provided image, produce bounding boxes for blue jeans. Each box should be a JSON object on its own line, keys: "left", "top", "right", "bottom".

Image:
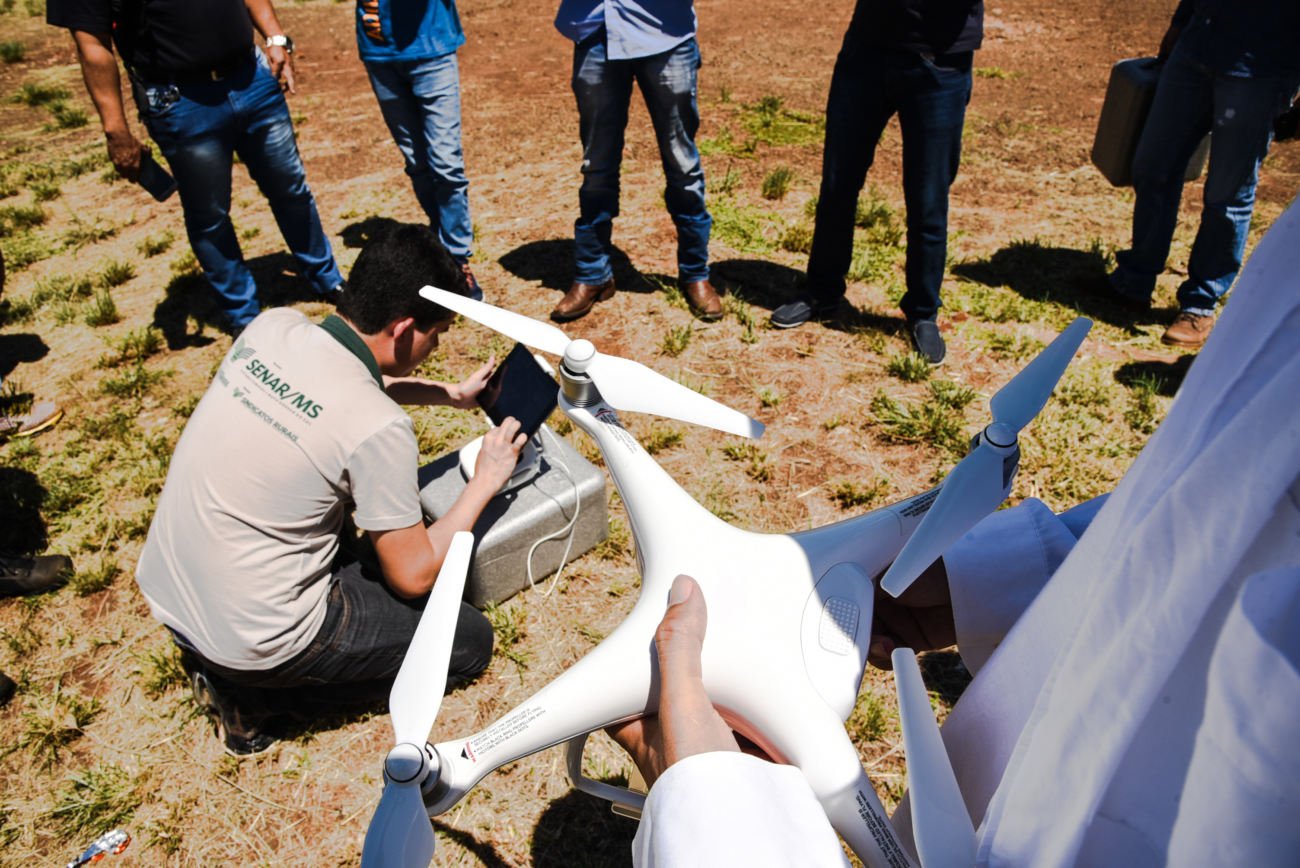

{"left": 173, "top": 553, "right": 494, "bottom": 723}
{"left": 571, "top": 35, "right": 711, "bottom": 284}
{"left": 806, "top": 48, "right": 972, "bottom": 323}
{"left": 364, "top": 53, "right": 473, "bottom": 262}
{"left": 138, "top": 51, "right": 342, "bottom": 328}
{"left": 1113, "top": 44, "right": 1299, "bottom": 315}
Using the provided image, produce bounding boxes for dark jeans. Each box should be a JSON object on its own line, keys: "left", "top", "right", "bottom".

{"left": 176, "top": 555, "right": 494, "bottom": 726}
{"left": 806, "top": 46, "right": 972, "bottom": 322}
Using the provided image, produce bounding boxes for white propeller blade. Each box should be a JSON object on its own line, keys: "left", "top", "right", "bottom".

{"left": 880, "top": 445, "right": 1003, "bottom": 597}
{"left": 419, "top": 285, "right": 765, "bottom": 439}
{"left": 989, "top": 317, "right": 1092, "bottom": 433}
{"left": 880, "top": 318, "right": 1091, "bottom": 597}
{"left": 892, "top": 648, "right": 976, "bottom": 868}
{"left": 361, "top": 531, "right": 475, "bottom": 868}
{"left": 420, "top": 285, "right": 570, "bottom": 357}
{"left": 389, "top": 531, "right": 474, "bottom": 745}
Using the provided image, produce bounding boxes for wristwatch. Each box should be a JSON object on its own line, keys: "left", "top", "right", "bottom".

{"left": 266, "top": 34, "right": 294, "bottom": 54}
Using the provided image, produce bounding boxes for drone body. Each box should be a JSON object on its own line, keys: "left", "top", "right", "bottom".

{"left": 361, "top": 287, "right": 1092, "bottom": 868}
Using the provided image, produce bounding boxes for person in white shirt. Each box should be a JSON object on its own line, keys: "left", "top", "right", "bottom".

{"left": 615, "top": 201, "right": 1300, "bottom": 866}
{"left": 136, "top": 223, "right": 526, "bottom": 755}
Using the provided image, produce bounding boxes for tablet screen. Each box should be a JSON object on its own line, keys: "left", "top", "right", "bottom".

{"left": 476, "top": 343, "right": 559, "bottom": 439}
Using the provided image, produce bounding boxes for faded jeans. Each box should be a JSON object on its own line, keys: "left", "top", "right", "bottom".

{"left": 571, "top": 35, "right": 712, "bottom": 284}
{"left": 364, "top": 53, "right": 474, "bottom": 262}
{"left": 137, "top": 51, "right": 342, "bottom": 328}
{"left": 1113, "top": 44, "right": 1300, "bottom": 314}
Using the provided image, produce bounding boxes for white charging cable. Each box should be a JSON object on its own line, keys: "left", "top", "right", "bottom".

{"left": 524, "top": 424, "right": 582, "bottom": 598}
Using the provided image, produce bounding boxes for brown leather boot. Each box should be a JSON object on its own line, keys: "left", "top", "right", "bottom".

{"left": 552, "top": 278, "right": 615, "bottom": 322}
{"left": 1161, "top": 310, "right": 1214, "bottom": 348}
{"left": 680, "top": 278, "right": 723, "bottom": 321}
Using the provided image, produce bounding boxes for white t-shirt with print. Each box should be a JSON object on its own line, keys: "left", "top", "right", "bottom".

{"left": 136, "top": 309, "right": 423, "bottom": 670}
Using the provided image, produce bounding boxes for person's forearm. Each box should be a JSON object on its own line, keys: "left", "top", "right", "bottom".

{"left": 71, "top": 31, "right": 131, "bottom": 140}
{"left": 243, "top": 0, "right": 285, "bottom": 39}
{"left": 423, "top": 474, "right": 499, "bottom": 573}
{"left": 384, "top": 376, "right": 456, "bottom": 406}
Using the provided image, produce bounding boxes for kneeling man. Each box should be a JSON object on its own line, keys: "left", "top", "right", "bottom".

{"left": 136, "top": 224, "right": 524, "bottom": 754}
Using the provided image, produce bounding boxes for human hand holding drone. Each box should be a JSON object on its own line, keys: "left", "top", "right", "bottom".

{"left": 360, "top": 288, "right": 1090, "bottom": 867}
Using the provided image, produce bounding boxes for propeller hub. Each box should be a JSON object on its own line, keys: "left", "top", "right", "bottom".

{"left": 384, "top": 742, "right": 428, "bottom": 784}
{"left": 563, "top": 339, "right": 597, "bottom": 373}
{"left": 983, "top": 421, "right": 1017, "bottom": 448}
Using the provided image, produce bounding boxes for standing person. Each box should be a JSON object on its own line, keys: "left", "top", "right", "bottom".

{"left": 47, "top": 0, "right": 345, "bottom": 335}
{"left": 770, "top": 0, "right": 983, "bottom": 366}
{"left": 135, "top": 224, "right": 524, "bottom": 755}
{"left": 551, "top": 0, "right": 723, "bottom": 323}
{"left": 1103, "top": 0, "right": 1300, "bottom": 349}
{"left": 355, "top": 0, "right": 483, "bottom": 300}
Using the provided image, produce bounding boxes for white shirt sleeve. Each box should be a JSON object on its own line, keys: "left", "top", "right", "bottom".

{"left": 944, "top": 496, "right": 1105, "bottom": 675}
{"left": 346, "top": 417, "right": 424, "bottom": 531}
{"left": 632, "top": 752, "right": 851, "bottom": 868}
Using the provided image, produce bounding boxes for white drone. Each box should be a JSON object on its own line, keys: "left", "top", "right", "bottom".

{"left": 361, "top": 288, "right": 1092, "bottom": 868}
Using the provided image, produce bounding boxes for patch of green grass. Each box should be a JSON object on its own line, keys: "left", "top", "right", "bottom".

{"left": 847, "top": 689, "right": 891, "bottom": 742}
{"left": 11, "top": 81, "right": 69, "bottom": 107}
{"left": 847, "top": 238, "right": 900, "bottom": 283}
{"left": 69, "top": 555, "right": 120, "bottom": 596}
{"left": 16, "top": 687, "right": 102, "bottom": 768}
{"left": 592, "top": 515, "right": 631, "bottom": 561}
{"left": 722, "top": 441, "right": 771, "bottom": 482}
{"left": 0, "top": 229, "right": 57, "bottom": 270}
{"left": 484, "top": 600, "right": 530, "bottom": 671}
{"left": 742, "top": 94, "right": 826, "bottom": 148}
{"left": 643, "top": 425, "right": 685, "bottom": 455}
{"left": 0, "top": 202, "right": 46, "bottom": 233}
{"left": 885, "top": 352, "right": 932, "bottom": 383}
{"left": 830, "top": 476, "right": 890, "bottom": 510}
{"left": 709, "top": 196, "right": 777, "bottom": 255}
{"left": 30, "top": 179, "right": 60, "bottom": 201}
{"left": 100, "top": 327, "right": 164, "bottom": 367}
{"left": 98, "top": 258, "right": 135, "bottom": 288}
{"left": 0, "top": 41, "right": 25, "bottom": 63}
{"left": 240, "top": 225, "right": 261, "bottom": 241}
{"left": 43, "top": 101, "right": 89, "bottom": 130}
{"left": 134, "top": 643, "right": 187, "bottom": 698}
{"left": 48, "top": 763, "right": 142, "bottom": 839}
{"left": 83, "top": 290, "right": 120, "bottom": 327}
{"left": 760, "top": 166, "right": 794, "bottom": 200}
{"left": 713, "top": 164, "right": 742, "bottom": 195}
{"left": 780, "top": 221, "right": 814, "bottom": 254}
{"left": 1123, "top": 371, "right": 1163, "bottom": 434}
{"left": 855, "top": 187, "right": 903, "bottom": 244}
{"left": 63, "top": 151, "right": 107, "bottom": 177}
{"left": 170, "top": 249, "right": 199, "bottom": 275}
{"left": 870, "top": 380, "right": 976, "bottom": 458}
{"left": 99, "top": 359, "right": 172, "bottom": 397}
{"left": 756, "top": 386, "right": 783, "bottom": 408}
{"left": 172, "top": 394, "right": 200, "bottom": 419}
{"left": 975, "top": 66, "right": 1020, "bottom": 79}
{"left": 980, "top": 328, "right": 1046, "bottom": 362}
{"left": 698, "top": 124, "right": 757, "bottom": 158}
{"left": 823, "top": 413, "right": 844, "bottom": 431}
{"left": 138, "top": 230, "right": 175, "bottom": 257}
{"left": 660, "top": 323, "right": 691, "bottom": 356}
{"left": 63, "top": 216, "right": 120, "bottom": 249}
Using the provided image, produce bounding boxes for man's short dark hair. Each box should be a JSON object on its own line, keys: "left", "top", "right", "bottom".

{"left": 339, "top": 223, "right": 468, "bottom": 334}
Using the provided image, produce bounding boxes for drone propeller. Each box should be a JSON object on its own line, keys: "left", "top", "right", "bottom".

{"left": 419, "top": 286, "right": 764, "bottom": 440}
{"left": 892, "top": 647, "right": 976, "bottom": 868}
{"left": 361, "top": 531, "right": 475, "bottom": 868}
{"left": 880, "top": 317, "right": 1091, "bottom": 597}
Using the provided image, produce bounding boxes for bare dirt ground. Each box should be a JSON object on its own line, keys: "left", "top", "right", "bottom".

{"left": 1, "top": 0, "right": 1297, "bottom": 865}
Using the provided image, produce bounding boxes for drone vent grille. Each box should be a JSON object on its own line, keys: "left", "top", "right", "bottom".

{"left": 818, "top": 597, "right": 859, "bottom": 655}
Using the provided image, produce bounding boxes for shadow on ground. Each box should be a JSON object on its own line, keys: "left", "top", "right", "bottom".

{"left": 953, "top": 241, "right": 1173, "bottom": 330}
{"left": 918, "top": 649, "right": 973, "bottom": 707}
{"left": 152, "top": 253, "right": 329, "bottom": 349}
{"left": 0, "top": 331, "right": 49, "bottom": 382}
{"left": 0, "top": 467, "right": 51, "bottom": 554}
{"left": 533, "top": 788, "right": 637, "bottom": 867}
{"left": 1115, "top": 354, "right": 1194, "bottom": 396}
{"left": 499, "top": 239, "right": 655, "bottom": 296}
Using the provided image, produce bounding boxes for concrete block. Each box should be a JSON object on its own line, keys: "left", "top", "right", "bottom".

{"left": 418, "top": 432, "right": 608, "bottom": 607}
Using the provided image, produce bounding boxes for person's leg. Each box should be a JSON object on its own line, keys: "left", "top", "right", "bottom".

{"left": 1111, "top": 48, "right": 1214, "bottom": 303}
{"left": 232, "top": 54, "right": 343, "bottom": 296}
{"left": 1176, "top": 70, "right": 1297, "bottom": 315}
{"left": 636, "top": 38, "right": 711, "bottom": 284}
{"left": 365, "top": 56, "right": 474, "bottom": 262}
{"left": 571, "top": 35, "right": 633, "bottom": 285}
{"left": 141, "top": 77, "right": 260, "bottom": 328}
{"left": 894, "top": 51, "right": 972, "bottom": 325}
{"left": 805, "top": 44, "right": 894, "bottom": 306}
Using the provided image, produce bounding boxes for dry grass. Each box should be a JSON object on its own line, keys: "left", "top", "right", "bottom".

{"left": 1, "top": 0, "right": 1296, "bottom": 865}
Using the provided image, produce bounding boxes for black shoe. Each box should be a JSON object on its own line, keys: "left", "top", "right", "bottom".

{"left": 0, "top": 554, "right": 71, "bottom": 597}
{"left": 323, "top": 279, "right": 347, "bottom": 304}
{"left": 190, "top": 670, "right": 277, "bottom": 757}
{"left": 770, "top": 295, "right": 839, "bottom": 329}
{"left": 908, "top": 319, "right": 947, "bottom": 365}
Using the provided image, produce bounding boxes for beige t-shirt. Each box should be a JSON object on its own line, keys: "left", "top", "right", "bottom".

{"left": 136, "top": 309, "right": 423, "bottom": 670}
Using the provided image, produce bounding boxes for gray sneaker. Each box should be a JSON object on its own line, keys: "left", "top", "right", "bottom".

{"left": 0, "top": 554, "right": 71, "bottom": 597}
{"left": 770, "top": 295, "right": 839, "bottom": 329}
{"left": 908, "top": 320, "right": 947, "bottom": 365}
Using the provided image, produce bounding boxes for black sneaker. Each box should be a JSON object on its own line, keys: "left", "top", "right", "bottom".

{"left": 770, "top": 295, "right": 838, "bottom": 329}
{"left": 0, "top": 554, "right": 71, "bottom": 597}
{"left": 908, "top": 319, "right": 947, "bottom": 365}
{"left": 190, "top": 670, "right": 277, "bottom": 757}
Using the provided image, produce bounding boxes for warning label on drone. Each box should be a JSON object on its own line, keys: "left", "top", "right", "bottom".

{"left": 462, "top": 705, "right": 547, "bottom": 762}
{"left": 595, "top": 408, "right": 640, "bottom": 454}
{"left": 855, "top": 791, "right": 913, "bottom": 867}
